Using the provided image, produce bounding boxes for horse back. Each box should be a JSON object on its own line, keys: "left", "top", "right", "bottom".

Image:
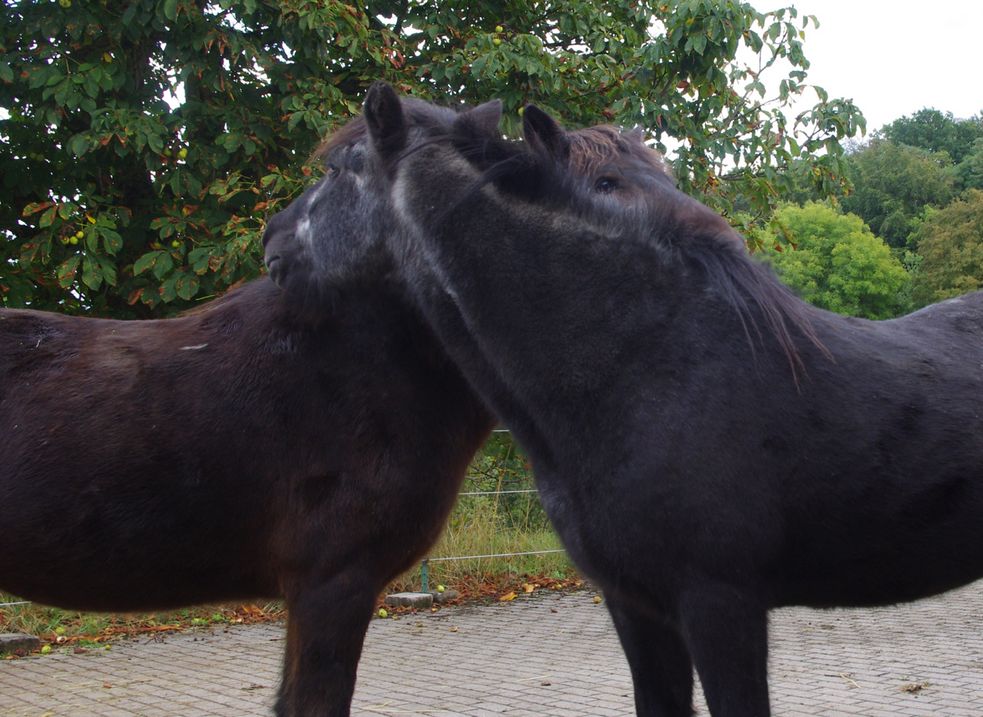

{"left": 760, "top": 295, "right": 983, "bottom": 606}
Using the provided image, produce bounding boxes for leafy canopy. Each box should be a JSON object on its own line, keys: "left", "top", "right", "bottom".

{"left": 955, "top": 139, "right": 983, "bottom": 191}
{"left": 1, "top": 0, "right": 864, "bottom": 317}
{"left": 880, "top": 108, "right": 983, "bottom": 165}
{"left": 840, "top": 140, "right": 956, "bottom": 249}
{"left": 910, "top": 189, "right": 983, "bottom": 307}
{"left": 762, "top": 202, "right": 910, "bottom": 319}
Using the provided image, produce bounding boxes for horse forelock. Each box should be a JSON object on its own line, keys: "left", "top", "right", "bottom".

{"left": 567, "top": 126, "right": 673, "bottom": 183}
{"left": 313, "top": 118, "right": 367, "bottom": 164}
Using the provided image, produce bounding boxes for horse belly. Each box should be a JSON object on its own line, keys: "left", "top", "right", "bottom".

{"left": 775, "top": 475, "right": 983, "bottom": 608}
{"left": 0, "top": 462, "right": 278, "bottom": 611}
{"left": 0, "top": 532, "right": 278, "bottom": 612}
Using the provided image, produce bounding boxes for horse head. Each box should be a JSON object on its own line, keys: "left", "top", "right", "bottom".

{"left": 262, "top": 83, "right": 503, "bottom": 309}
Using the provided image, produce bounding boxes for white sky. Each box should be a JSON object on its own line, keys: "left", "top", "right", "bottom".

{"left": 786, "top": 0, "right": 983, "bottom": 134}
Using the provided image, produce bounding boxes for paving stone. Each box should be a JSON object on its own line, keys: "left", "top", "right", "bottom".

{"left": 431, "top": 589, "right": 460, "bottom": 604}
{"left": 0, "top": 633, "right": 40, "bottom": 656}
{"left": 0, "top": 581, "right": 980, "bottom": 715}
{"left": 384, "top": 592, "right": 434, "bottom": 608}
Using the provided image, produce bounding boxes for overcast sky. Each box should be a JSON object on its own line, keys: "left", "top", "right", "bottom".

{"left": 786, "top": 0, "right": 983, "bottom": 134}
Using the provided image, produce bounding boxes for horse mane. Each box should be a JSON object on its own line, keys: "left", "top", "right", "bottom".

{"left": 684, "top": 231, "right": 827, "bottom": 379}
{"left": 440, "top": 122, "right": 827, "bottom": 380}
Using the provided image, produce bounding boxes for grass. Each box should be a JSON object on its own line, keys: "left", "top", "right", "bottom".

{"left": 0, "top": 596, "right": 285, "bottom": 648}
{"left": 391, "top": 432, "right": 576, "bottom": 590}
{"left": 2, "top": 434, "right": 577, "bottom": 645}
{"left": 391, "top": 500, "right": 573, "bottom": 592}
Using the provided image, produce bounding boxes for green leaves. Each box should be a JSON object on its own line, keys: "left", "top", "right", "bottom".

{"left": 163, "top": 0, "right": 179, "bottom": 23}
{"left": 760, "top": 203, "right": 911, "bottom": 319}
{"left": 910, "top": 189, "right": 983, "bottom": 307}
{"left": 133, "top": 251, "right": 165, "bottom": 278}
{"left": 38, "top": 207, "right": 58, "bottom": 229}
{"left": 841, "top": 140, "right": 956, "bottom": 248}
{"left": 56, "top": 256, "right": 81, "bottom": 289}
{"left": 2, "top": 0, "right": 863, "bottom": 316}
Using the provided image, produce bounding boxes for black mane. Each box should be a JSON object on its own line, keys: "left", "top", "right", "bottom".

{"left": 433, "top": 120, "right": 827, "bottom": 378}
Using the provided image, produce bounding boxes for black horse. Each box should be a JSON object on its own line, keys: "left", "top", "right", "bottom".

{"left": 266, "top": 82, "right": 983, "bottom": 716}
{"left": 0, "top": 273, "right": 494, "bottom": 715}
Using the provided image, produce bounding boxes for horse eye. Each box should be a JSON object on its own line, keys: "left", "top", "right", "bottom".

{"left": 595, "top": 177, "right": 618, "bottom": 194}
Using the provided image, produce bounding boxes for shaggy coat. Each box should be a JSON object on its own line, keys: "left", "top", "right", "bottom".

{"left": 266, "top": 83, "right": 983, "bottom": 716}
{"left": 0, "top": 276, "right": 493, "bottom": 716}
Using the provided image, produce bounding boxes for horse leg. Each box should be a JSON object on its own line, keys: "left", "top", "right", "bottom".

{"left": 677, "top": 585, "right": 770, "bottom": 717}
{"left": 606, "top": 593, "right": 695, "bottom": 716}
{"left": 275, "top": 573, "right": 378, "bottom": 717}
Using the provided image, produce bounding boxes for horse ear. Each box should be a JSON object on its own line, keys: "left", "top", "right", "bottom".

{"left": 364, "top": 82, "right": 406, "bottom": 159}
{"left": 463, "top": 99, "right": 503, "bottom": 136}
{"left": 522, "top": 105, "right": 570, "bottom": 163}
{"left": 625, "top": 126, "right": 645, "bottom": 143}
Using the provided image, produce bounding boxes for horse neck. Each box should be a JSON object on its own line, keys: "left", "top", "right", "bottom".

{"left": 399, "top": 202, "right": 791, "bottom": 469}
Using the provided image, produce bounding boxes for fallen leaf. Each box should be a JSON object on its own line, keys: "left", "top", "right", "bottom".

{"left": 499, "top": 591, "right": 517, "bottom": 602}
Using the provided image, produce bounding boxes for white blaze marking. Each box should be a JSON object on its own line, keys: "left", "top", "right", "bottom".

{"left": 295, "top": 216, "right": 312, "bottom": 246}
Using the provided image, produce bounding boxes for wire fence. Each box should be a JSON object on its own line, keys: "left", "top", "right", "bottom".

{"left": 414, "top": 428, "right": 567, "bottom": 590}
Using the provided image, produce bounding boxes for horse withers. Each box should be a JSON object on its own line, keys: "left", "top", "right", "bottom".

{"left": 267, "top": 82, "right": 983, "bottom": 716}
{"left": 1, "top": 271, "right": 492, "bottom": 713}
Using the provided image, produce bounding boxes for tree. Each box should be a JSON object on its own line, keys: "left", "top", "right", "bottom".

{"left": 1, "top": 0, "right": 864, "bottom": 317}
{"left": 880, "top": 108, "right": 983, "bottom": 164}
{"left": 909, "top": 189, "right": 983, "bottom": 307}
{"left": 955, "top": 138, "right": 983, "bottom": 191}
{"left": 840, "top": 139, "right": 956, "bottom": 249}
{"left": 761, "top": 203, "right": 910, "bottom": 319}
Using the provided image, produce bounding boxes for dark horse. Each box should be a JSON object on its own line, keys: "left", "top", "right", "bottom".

{"left": 265, "top": 83, "right": 983, "bottom": 716}
{"left": 0, "top": 274, "right": 493, "bottom": 714}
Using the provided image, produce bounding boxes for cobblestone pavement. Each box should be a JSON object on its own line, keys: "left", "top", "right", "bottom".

{"left": 2, "top": 581, "right": 981, "bottom": 716}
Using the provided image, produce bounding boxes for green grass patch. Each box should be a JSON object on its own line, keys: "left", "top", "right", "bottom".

{"left": 0, "top": 596, "right": 285, "bottom": 646}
